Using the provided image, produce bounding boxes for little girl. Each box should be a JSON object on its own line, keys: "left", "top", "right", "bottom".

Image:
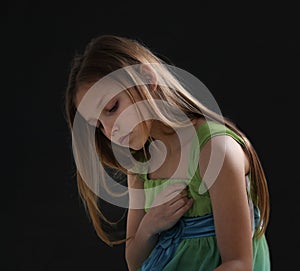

{"left": 65, "top": 34, "right": 271, "bottom": 270}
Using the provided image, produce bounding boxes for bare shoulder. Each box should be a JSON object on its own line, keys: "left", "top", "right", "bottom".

{"left": 198, "top": 134, "right": 250, "bottom": 181}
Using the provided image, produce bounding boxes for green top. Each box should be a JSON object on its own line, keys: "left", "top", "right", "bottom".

{"left": 137, "top": 121, "right": 271, "bottom": 271}
{"left": 139, "top": 121, "right": 245, "bottom": 216}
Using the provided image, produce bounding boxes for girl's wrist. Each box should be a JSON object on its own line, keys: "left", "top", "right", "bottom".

{"left": 140, "top": 212, "right": 160, "bottom": 238}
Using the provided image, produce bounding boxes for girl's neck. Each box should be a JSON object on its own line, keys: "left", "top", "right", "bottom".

{"left": 149, "top": 120, "right": 197, "bottom": 155}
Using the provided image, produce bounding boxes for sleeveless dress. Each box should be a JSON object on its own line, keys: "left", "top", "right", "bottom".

{"left": 137, "top": 121, "right": 271, "bottom": 271}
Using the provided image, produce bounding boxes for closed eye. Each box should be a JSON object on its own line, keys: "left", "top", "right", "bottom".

{"left": 108, "top": 101, "right": 119, "bottom": 113}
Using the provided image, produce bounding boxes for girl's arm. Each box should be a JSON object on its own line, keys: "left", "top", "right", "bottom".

{"left": 125, "top": 173, "right": 158, "bottom": 271}
{"left": 199, "top": 135, "right": 253, "bottom": 271}
{"left": 125, "top": 174, "right": 193, "bottom": 271}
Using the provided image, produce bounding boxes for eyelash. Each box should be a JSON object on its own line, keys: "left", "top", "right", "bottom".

{"left": 96, "top": 101, "right": 119, "bottom": 129}
{"left": 108, "top": 101, "right": 119, "bottom": 113}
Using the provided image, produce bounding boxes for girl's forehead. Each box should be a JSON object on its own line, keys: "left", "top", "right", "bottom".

{"left": 76, "top": 79, "right": 122, "bottom": 107}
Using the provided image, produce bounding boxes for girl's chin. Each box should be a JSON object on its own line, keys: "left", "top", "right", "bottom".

{"left": 127, "top": 142, "right": 144, "bottom": 151}
{"left": 128, "top": 137, "right": 148, "bottom": 151}
{"left": 129, "top": 146, "right": 143, "bottom": 151}
{"left": 113, "top": 140, "right": 143, "bottom": 150}
{"left": 113, "top": 134, "right": 148, "bottom": 150}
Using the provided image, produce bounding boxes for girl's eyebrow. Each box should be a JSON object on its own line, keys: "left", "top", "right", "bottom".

{"left": 96, "top": 93, "right": 116, "bottom": 112}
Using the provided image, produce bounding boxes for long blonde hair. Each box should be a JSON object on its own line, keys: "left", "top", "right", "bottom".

{"left": 64, "top": 34, "right": 270, "bottom": 246}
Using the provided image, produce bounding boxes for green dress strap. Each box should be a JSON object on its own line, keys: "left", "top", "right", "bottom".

{"left": 187, "top": 120, "right": 245, "bottom": 181}
{"left": 185, "top": 120, "right": 247, "bottom": 217}
{"left": 196, "top": 121, "right": 245, "bottom": 149}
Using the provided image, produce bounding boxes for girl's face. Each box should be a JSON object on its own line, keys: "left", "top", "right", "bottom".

{"left": 75, "top": 83, "right": 152, "bottom": 150}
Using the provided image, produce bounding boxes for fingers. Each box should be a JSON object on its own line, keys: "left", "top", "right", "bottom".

{"left": 173, "top": 197, "right": 194, "bottom": 218}
{"left": 163, "top": 182, "right": 187, "bottom": 198}
{"left": 168, "top": 186, "right": 189, "bottom": 205}
{"left": 170, "top": 192, "right": 192, "bottom": 210}
{"left": 169, "top": 186, "right": 193, "bottom": 218}
{"left": 178, "top": 188, "right": 188, "bottom": 198}
{"left": 147, "top": 183, "right": 194, "bottom": 232}
{"left": 152, "top": 182, "right": 188, "bottom": 206}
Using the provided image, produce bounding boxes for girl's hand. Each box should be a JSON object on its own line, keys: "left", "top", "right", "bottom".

{"left": 144, "top": 182, "right": 194, "bottom": 235}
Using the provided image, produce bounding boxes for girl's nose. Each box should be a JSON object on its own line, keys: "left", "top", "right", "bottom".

{"left": 103, "top": 122, "right": 119, "bottom": 139}
{"left": 111, "top": 124, "right": 119, "bottom": 137}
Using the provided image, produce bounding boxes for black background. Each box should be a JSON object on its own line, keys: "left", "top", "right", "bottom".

{"left": 7, "top": 2, "right": 299, "bottom": 270}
